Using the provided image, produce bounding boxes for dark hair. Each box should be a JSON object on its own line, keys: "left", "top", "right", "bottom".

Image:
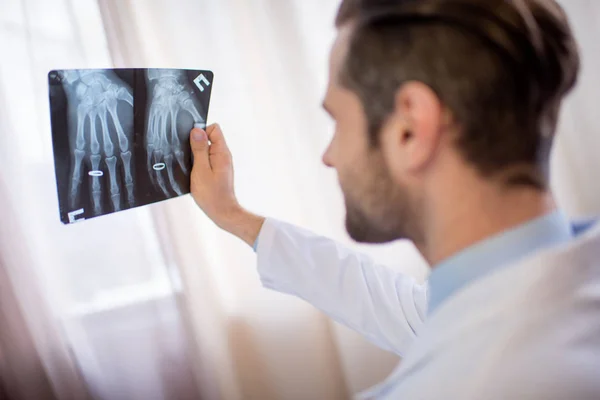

{"left": 335, "top": 0, "right": 580, "bottom": 189}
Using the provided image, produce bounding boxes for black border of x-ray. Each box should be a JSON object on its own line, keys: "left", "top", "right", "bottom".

{"left": 47, "top": 68, "right": 214, "bottom": 225}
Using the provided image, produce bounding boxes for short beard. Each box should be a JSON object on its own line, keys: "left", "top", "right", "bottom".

{"left": 343, "top": 154, "right": 418, "bottom": 244}
{"left": 345, "top": 201, "right": 402, "bottom": 243}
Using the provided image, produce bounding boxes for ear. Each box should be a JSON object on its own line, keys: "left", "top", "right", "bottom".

{"left": 380, "top": 81, "right": 446, "bottom": 181}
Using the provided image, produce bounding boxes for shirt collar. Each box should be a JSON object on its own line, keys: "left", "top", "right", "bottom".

{"left": 427, "top": 210, "right": 574, "bottom": 315}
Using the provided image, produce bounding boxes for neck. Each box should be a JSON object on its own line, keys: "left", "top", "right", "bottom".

{"left": 418, "top": 181, "right": 557, "bottom": 267}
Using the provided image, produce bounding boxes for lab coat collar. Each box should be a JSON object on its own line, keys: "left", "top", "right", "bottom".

{"left": 427, "top": 210, "right": 574, "bottom": 315}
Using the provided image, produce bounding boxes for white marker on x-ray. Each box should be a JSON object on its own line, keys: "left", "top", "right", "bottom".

{"left": 68, "top": 208, "right": 85, "bottom": 224}
{"left": 153, "top": 163, "right": 166, "bottom": 171}
{"left": 193, "top": 74, "right": 210, "bottom": 92}
{"left": 89, "top": 171, "right": 104, "bottom": 177}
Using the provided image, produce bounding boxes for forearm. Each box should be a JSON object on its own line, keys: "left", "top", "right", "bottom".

{"left": 255, "top": 218, "right": 428, "bottom": 356}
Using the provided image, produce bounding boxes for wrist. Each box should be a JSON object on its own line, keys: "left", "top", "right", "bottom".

{"left": 219, "top": 206, "right": 265, "bottom": 247}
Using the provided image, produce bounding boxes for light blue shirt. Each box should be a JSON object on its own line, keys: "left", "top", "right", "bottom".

{"left": 428, "top": 211, "right": 576, "bottom": 315}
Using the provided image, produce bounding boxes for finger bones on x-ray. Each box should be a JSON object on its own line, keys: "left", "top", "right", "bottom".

{"left": 63, "top": 69, "right": 134, "bottom": 214}
{"left": 146, "top": 69, "right": 204, "bottom": 196}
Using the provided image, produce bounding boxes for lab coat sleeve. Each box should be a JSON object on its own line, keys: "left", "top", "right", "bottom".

{"left": 256, "top": 218, "right": 428, "bottom": 356}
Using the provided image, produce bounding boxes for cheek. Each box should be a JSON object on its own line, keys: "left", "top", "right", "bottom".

{"left": 336, "top": 139, "right": 372, "bottom": 192}
{"left": 335, "top": 124, "right": 367, "bottom": 164}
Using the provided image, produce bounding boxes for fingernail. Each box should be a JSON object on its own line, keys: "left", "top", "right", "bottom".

{"left": 194, "top": 122, "right": 206, "bottom": 130}
{"left": 192, "top": 130, "right": 205, "bottom": 141}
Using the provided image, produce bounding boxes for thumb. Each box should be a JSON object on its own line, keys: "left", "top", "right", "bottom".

{"left": 190, "top": 125, "right": 211, "bottom": 173}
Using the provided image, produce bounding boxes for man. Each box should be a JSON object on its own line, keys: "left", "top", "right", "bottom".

{"left": 188, "top": 0, "right": 600, "bottom": 398}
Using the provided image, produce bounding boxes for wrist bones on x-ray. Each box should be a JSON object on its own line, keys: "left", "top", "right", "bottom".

{"left": 146, "top": 69, "right": 204, "bottom": 195}
{"left": 63, "top": 70, "right": 134, "bottom": 213}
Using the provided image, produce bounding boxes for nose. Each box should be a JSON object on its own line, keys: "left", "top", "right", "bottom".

{"left": 322, "top": 143, "right": 334, "bottom": 168}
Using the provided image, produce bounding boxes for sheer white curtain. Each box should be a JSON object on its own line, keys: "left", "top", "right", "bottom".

{"left": 1, "top": 0, "right": 599, "bottom": 399}
{"left": 0, "top": 0, "right": 207, "bottom": 399}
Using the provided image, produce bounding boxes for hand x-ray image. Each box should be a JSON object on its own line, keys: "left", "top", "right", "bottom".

{"left": 48, "top": 68, "right": 214, "bottom": 224}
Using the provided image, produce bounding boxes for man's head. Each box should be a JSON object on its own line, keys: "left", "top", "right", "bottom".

{"left": 322, "top": 0, "right": 580, "bottom": 244}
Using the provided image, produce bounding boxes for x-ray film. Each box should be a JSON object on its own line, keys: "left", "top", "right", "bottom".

{"left": 48, "top": 68, "right": 214, "bottom": 224}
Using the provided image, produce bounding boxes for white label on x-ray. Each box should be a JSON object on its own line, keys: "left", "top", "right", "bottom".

{"left": 68, "top": 208, "right": 85, "bottom": 224}
{"left": 193, "top": 74, "right": 210, "bottom": 92}
{"left": 153, "top": 163, "right": 166, "bottom": 171}
{"left": 89, "top": 171, "right": 104, "bottom": 177}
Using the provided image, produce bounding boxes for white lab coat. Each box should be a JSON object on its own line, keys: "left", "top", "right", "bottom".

{"left": 255, "top": 218, "right": 600, "bottom": 399}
